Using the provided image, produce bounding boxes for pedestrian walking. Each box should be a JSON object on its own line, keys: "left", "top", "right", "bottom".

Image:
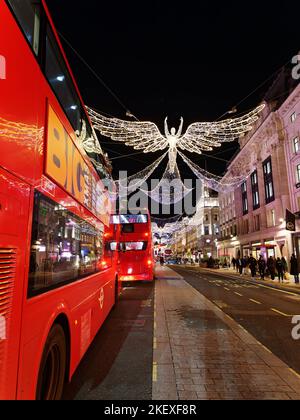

{"left": 249, "top": 255, "right": 257, "bottom": 280}
{"left": 258, "top": 256, "right": 266, "bottom": 280}
{"left": 236, "top": 258, "right": 243, "bottom": 276}
{"left": 242, "top": 257, "right": 248, "bottom": 275}
{"left": 267, "top": 256, "right": 276, "bottom": 281}
{"left": 290, "top": 254, "right": 299, "bottom": 284}
{"left": 232, "top": 257, "right": 236, "bottom": 271}
{"left": 276, "top": 258, "right": 284, "bottom": 283}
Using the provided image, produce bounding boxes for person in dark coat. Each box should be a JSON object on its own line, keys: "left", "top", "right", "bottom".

{"left": 258, "top": 256, "right": 266, "bottom": 280}
{"left": 237, "top": 258, "right": 243, "bottom": 276}
{"left": 232, "top": 258, "right": 236, "bottom": 270}
{"left": 290, "top": 254, "right": 299, "bottom": 284}
{"left": 249, "top": 255, "right": 257, "bottom": 280}
{"left": 267, "top": 256, "right": 276, "bottom": 281}
{"left": 276, "top": 258, "right": 284, "bottom": 283}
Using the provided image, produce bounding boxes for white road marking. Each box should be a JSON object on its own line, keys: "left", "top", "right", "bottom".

{"left": 270, "top": 308, "right": 293, "bottom": 317}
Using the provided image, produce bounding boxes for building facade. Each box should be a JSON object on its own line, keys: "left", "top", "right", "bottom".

{"left": 280, "top": 83, "right": 300, "bottom": 261}
{"left": 218, "top": 74, "right": 300, "bottom": 265}
{"left": 173, "top": 189, "right": 220, "bottom": 259}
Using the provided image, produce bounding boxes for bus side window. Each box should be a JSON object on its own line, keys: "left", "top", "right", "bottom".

{"left": 7, "top": 0, "right": 41, "bottom": 56}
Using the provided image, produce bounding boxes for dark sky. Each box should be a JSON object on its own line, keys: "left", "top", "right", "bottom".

{"left": 46, "top": 0, "right": 300, "bottom": 177}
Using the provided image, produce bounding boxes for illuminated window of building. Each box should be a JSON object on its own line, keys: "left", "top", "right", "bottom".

{"left": 241, "top": 182, "right": 248, "bottom": 215}
{"left": 291, "top": 112, "right": 297, "bottom": 123}
{"left": 294, "top": 137, "right": 300, "bottom": 153}
{"left": 251, "top": 170, "right": 260, "bottom": 210}
{"left": 263, "top": 157, "right": 275, "bottom": 204}
{"left": 297, "top": 164, "right": 300, "bottom": 183}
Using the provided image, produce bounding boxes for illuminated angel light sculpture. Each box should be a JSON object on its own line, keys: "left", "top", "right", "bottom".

{"left": 88, "top": 104, "right": 265, "bottom": 175}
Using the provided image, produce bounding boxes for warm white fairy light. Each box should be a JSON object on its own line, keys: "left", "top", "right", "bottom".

{"left": 117, "top": 152, "right": 168, "bottom": 194}
{"left": 76, "top": 119, "right": 103, "bottom": 155}
{"left": 141, "top": 160, "right": 193, "bottom": 205}
{"left": 178, "top": 150, "right": 251, "bottom": 193}
{"left": 88, "top": 104, "right": 265, "bottom": 174}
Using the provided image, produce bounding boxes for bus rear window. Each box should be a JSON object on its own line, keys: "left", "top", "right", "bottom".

{"left": 122, "top": 224, "right": 134, "bottom": 234}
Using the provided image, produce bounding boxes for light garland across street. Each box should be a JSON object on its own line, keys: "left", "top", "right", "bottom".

{"left": 88, "top": 104, "right": 265, "bottom": 174}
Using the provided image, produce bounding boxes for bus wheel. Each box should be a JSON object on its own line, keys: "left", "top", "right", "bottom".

{"left": 36, "top": 324, "right": 67, "bottom": 400}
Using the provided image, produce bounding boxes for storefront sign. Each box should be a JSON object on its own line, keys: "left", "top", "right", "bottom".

{"left": 286, "top": 209, "right": 296, "bottom": 232}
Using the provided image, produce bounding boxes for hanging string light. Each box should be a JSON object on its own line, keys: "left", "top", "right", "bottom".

{"left": 178, "top": 150, "right": 251, "bottom": 193}
{"left": 117, "top": 152, "right": 168, "bottom": 195}
{"left": 141, "top": 160, "right": 193, "bottom": 205}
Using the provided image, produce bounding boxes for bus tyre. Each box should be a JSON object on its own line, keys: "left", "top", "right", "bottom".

{"left": 36, "top": 324, "right": 67, "bottom": 400}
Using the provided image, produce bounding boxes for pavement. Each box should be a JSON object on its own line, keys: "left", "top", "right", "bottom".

{"left": 193, "top": 265, "right": 300, "bottom": 294}
{"left": 153, "top": 266, "right": 300, "bottom": 400}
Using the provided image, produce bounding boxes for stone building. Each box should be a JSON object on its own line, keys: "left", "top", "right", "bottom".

{"left": 218, "top": 68, "right": 299, "bottom": 264}
{"left": 173, "top": 189, "right": 220, "bottom": 259}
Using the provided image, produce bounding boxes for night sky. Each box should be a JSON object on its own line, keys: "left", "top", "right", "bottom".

{"left": 46, "top": 1, "right": 300, "bottom": 178}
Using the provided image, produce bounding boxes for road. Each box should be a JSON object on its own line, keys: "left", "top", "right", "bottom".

{"left": 171, "top": 266, "right": 300, "bottom": 375}
{"left": 63, "top": 282, "right": 154, "bottom": 400}
{"left": 63, "top": 266, "right": 300, "bottom": 400}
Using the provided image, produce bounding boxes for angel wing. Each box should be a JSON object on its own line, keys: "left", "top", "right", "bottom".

{"left": 177, "top": 104, "right": 265, "bottom": 154}
{"left": 88, "top": 107, "right": 168, "bottom": 153}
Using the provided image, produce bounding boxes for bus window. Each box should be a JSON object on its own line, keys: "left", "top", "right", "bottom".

{"left": 28, "top": 192, "right": 105, "bottom": 298}
{"left": 7, "top": 0, "right": 41, "bottom": 56}
{"left": 45, "top": 25, "right": 82, "bottom": 132}
{"left": 122, "top": 224, "right": 134, "bottom": 234}
{"left": 120, "top": 242, "right": 148, "bottom": 252}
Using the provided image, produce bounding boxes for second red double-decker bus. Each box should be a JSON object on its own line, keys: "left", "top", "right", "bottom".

{"left": 0, "top": 0, "right": 120, "bottom": 400}
{"left": 112, "top": 212, "right": 154, "bottom": 283}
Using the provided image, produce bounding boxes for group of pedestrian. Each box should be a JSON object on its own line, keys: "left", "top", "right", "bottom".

{"left": 231, "top": 254, "right": 300, "bottom": 284}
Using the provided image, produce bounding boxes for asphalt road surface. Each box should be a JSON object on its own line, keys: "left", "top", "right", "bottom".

{"left": 63, "top": 282, "right": 154, "bottom": 400}
{"left": 172, "top": 266, "right": 300, "bottom": 375}
{"left": 63, "top": 266, "right": 300, "bottom": 400}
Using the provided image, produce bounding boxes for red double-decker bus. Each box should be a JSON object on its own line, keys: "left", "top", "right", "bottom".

{"left": 0, "top": 0, "right": 120, "bottom": 400}
{"left": 112, "top": 212, "right": 154, "bottom": 283}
